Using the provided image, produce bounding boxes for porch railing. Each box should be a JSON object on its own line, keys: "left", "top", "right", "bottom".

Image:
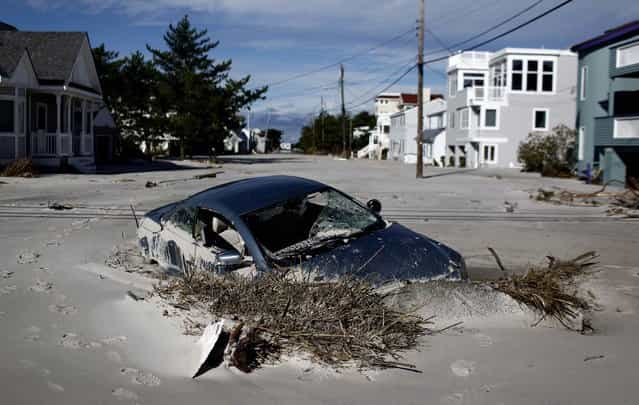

{"left": 467, "top": 86, "right": 506, "bottom": 103}
{"left": 31, "top": 133, "right": 57, "bottom": 156}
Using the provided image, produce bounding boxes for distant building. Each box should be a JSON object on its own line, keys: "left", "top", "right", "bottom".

{"left": 364, "top": 91, "right": 421, "bottom": 159}
{"left": 571, "top": 20, "right": 639, "bottom": 185}
{"left": 445, "top": 49, "right": 577, "bottom": 168}
{"left": 223, "top": 129, "right": 250, "bottom": 154}
{"left": 389, "top": 96, "right": 447, "bottom": 165}
{"left": 0, "top": 23, "right": 113, "bottom": 172}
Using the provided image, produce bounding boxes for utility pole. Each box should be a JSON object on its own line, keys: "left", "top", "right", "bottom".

{"left": 321, "top": 96, "right": 325, "bottom": 145}
{"left": 340, "top": 64, "right": 347, "bottom": 158}
{"left": 416, "top": 0, "right": 425, "bottom": 178}
{"left": 349, "top": 118, "right": 353, "bottom": 158}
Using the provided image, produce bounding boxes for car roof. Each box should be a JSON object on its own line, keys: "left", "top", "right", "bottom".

{"left": 188, "top": 175, "right": 328, "bottom": 218}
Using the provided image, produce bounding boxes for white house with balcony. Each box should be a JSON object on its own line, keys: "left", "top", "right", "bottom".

{"left": 445, "top": 49, "right": 577, "bottom": 168}
{"left": 0, "top": 26, "right": 107, "bottom": 172}
{"left": 389, "top": 95, "right": 447, "bottom": 165}
{"left": 361, "top": 92, "right": 420, "bottom": 159}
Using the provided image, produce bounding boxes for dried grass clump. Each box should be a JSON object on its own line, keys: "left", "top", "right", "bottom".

{"left": 1, "top": 159, "right": 37, "bottom": 177}
{"left": 491, "top": 251, "right": 598, "bottom": 331}
{"left": 155, "top": 270, "right": 433, "bottom": 371}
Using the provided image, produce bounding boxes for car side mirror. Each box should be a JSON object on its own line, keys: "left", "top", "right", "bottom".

{"left": 215, "top": 250, "right": 243, "bottom": 271}
{"left": 367, "top": 199, "right": 382, "bottom": 214}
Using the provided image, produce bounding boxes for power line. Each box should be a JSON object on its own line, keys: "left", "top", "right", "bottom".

{"left": 340, "top": 0, "right": 575, "bottom": 112}
{"left": 264, "top": 27, "right": 416, "bottom": 87}
{"left": 443, "top": 0, "right": 547, "bottom": 51}
{"left": 421, "top": 0, "right": 575, "bottom": 66}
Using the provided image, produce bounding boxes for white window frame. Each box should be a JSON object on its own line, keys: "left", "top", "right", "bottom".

{"left": 449, "top": 74, "right": 457, "bottom": 97}
{"left": 578, "top": 127, "right": 585, "bottom": 160}
{"left": 580, "top": 66, "right": 588, "bottom": 101}
{"left": 613, "top": 117, "right": 639, "bottom": 139}
{"left": 482, "top": 144, "right": 498, "bottom": 164}
{"left": 616, "top": 41, "right": 639, "bottom": 68}
{"left": 509, "top": 56, "right": 557, "bottom": 95}
{"left": 482, "top": 107, "right": 499, "bottom": 130}
{"left": 532, "top": 108, "right": 549, "bottom": 131}
{"left": 460, "top": 108, "right": 470, "bottom": 129}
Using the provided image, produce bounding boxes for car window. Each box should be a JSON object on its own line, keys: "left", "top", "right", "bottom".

{"left": 242, "top": 188, "right": 383, "bottom": 256}
{"left": 194, "top": 208, "right": 249, "bottom": 257}
{"left": 167, "top": 205, "right": 197, "bottom": 234}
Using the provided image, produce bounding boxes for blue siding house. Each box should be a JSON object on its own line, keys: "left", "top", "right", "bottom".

{"left": 572, "top": 21, "right": 639, "bottom": 185}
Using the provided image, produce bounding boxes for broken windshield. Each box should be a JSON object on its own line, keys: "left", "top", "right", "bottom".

{"left": 242, "top": 188, "right": 384, "bottom": 257}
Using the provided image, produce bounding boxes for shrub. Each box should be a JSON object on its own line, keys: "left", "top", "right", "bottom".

{"left": 1, "top": 159, "right": 37, "bottom": 177}
{"left": 518, "top": 125, "right": 576, "bottom": 177}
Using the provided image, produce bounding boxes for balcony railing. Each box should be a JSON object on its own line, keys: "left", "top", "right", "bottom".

{"left": 467, "top": 86, "right": 507, "bottom": 103}
{"left": 614, "top": 116, "right": 639, "bottom": 139}
{"left": 448, "top": 51, "right": 492, "bottom": 71}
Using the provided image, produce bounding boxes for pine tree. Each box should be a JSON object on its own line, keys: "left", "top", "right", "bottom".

{"left": 148, "top": 15, "right": 266, "bottom": 159}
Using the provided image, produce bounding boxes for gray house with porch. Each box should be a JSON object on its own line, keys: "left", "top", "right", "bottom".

{"left": 572, "top": 21, "right": 639, "bottom": 185}
{"left": 445, "top": 48, "right": 577, "bottom": 168}
{"left": 0, "top": 24, "right": 109, "bottom": 172}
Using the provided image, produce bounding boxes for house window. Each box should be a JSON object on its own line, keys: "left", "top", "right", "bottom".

{"left": 526, "top": 60, "right": 539, "bottom": 92}
{"left": 484, "top": 109, "right": 497, "bottom": 128}
{"left": 511, "top": 59, "right": 523, "bottom": 91}
{"left": 460, "top": 108, "right": 469, "bottom": 129}
{"left": 483, "top": 145, "right": 496, "bottom": 163}
{"left": 449, "top": 111, "right": 455, "bottom": 128}
{"left": 383, "top": 125, "right": 390, "bottom": 134}
{"left": 463, "top": 73, "right": 484, "bottom": 88}
{"left": 542, "top": 61, "right": 554, "bottom": 92}
{"left": 533, "top": 109, "right": 549, "bottom": 131}
{"left": 425, "top": 143, "right": 432, "bottom": 159}
{"left": 580, "top": 66, "right": 588, "bottom": 101}
{"left": 449, "top": 74, "right": 457, "bottom": 97}
{"left": 0, "top": 100, "right": 14, "bottom": 132}
{"left": 578, "top": 127, "right": 585, "bottom": 161}
{"left": 617, "top": 42, "right": 639, "bottom": 68}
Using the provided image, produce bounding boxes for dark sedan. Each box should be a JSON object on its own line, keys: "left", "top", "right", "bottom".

{"left": 137, "top": 175, "right": 467, "bottom": 282}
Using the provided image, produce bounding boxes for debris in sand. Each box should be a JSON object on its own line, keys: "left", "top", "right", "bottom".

{"left": 17, "top": 250, "right": 40, "bottom": 264}
{"left": 534, "top": 179, "right": 639, "bottom": 216}
{"left": 504, "top": 201, "right": 517, "bottom": 213}
{"left": 113, "top": 178, "right": 136, "bottom": 184}
{"left": 584, "top": 354, "right": 605, "bottom": 362}
{"left": 126, "top": 290, "right": 146, "bottom": 301}
{"left": 490, "top": 250, "right": 598, "bottom": 331}
{"left": 47, "top": 382, "right": 65, "bottom": 392}
{"left": 48, "top": 202, "right": 74, "bottom": 211}
{"left": 156, "top": 270, "right": 434, "bottom": 374}
{"left": 145, "top": 181, "right": 158, "bottom": 188}
{"left": 106, "top": 244, "right": 153, "bottom": 275}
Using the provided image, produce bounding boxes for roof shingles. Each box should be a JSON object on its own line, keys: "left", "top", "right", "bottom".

{"left": 0, "top": 31, "right": 86, "bottom": 82}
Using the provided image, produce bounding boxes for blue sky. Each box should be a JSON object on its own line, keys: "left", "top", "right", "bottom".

{"left": 6, "top": 0, "right": 639, "bottom": 142}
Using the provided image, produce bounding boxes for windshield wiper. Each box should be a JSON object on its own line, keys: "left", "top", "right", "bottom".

{"left": 276, "top": 236, "right": 347, "bottom": 259}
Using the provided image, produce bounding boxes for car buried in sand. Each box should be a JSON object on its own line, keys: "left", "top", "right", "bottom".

{"left": 137, "top": 176, "right": 467, "bottom": 282}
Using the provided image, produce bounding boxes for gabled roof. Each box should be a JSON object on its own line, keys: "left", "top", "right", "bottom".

{"left": 0, "top": 31, "right": 87, "bottom": 82}
{"left": 571, "top": 20, "right": 639, "bottom": 53}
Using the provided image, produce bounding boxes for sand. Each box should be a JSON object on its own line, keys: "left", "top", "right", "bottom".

{"left": 1, "top": 155, "right": 638, "bottom": 404}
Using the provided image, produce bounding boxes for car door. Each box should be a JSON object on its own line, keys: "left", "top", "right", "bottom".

{"left": 161, "top": 204, "right": 198, "bottom": 274}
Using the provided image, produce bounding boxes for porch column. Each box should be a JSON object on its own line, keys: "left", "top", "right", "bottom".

{"left": 56, "top": 94, "right": 61, "bottom": 156}
{"left": 14, "top": 88, "right": 19, "bottom": 159}
{"left": 81, "top": 99, "right": 86, "bottom": 155}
